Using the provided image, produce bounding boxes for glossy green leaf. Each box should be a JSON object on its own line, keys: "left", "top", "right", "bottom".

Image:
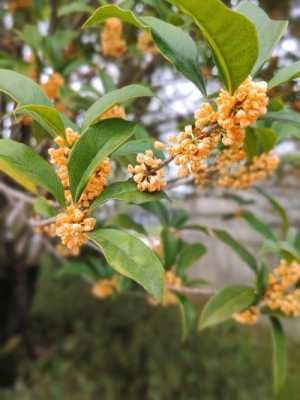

{"left": 88, "top": 228, "right": 164, "bottom": 300}
{"left": 141, "top": 201, "right": 170, "bottom": 226}
{"left": 0, "top": 69, "right": 51, "bottom": 106}
{"left": 81, "top": 84, "right": 154, "bottom": 131}
{"left": 182, "top": 224, "right": 210, "bottom": 235}
{"left": 83, "top": 5, "right": 206, "bottom": 94}
{"left": 240, "top": 210, "right": 277, "bottom": 242}
{"left": 176, "top": 242, "right": 206, "bottom": 273}
{"left": 15, "top": 104, "right": 65, "bottom": 138}
{"left": 213, "top": 229, "right": 258, "bottom": 273}
{"left": 264, "top": 109, "right": 300, "bottom": 128}
{"left": 255, "top": 187, "right": 289, "bottom": 235}
{"left": 106, "top": 214, "right": 147, "bottom": 236}
{"left": 68, "top": 119, "right": 136, "bottom": 202}
{"left": 57, "top": 261, "right": 97, "bottom": 281}
{"left": 90, "top": 180, "right": 166, "bottom": 211}
{"left": 112, "top": 139, "right": 163, "bottom": 160}
{"left": 269, "top": 61, "right": 300, "bottom": 88}
{"left": 161, "top": 228, "right": 182, "bottom": 267}
{"left": 0, "top": 139, "right": 65, "bottom": 206}
{"left": 245, "top": 127, "right": 278, "bottom": 159}
{"left": 169, "top": 209, "right": 189, "bottom": 229}
{"left": 58, "top": 2, "right": 93, "bottom": 16}
{"left": 199, "top": 285, "right": 256, "bottom": 330}
{"left": 168, "top": 0, "right": 258, "bottom": 93}
{"left": 174, "top": 293, "right": 197, "bottom": 341}
{"left": 256, "top": 264, "right": 269, "bottom": 299}
{"left": 237, "top": 1, "right": 287, "bottom": 75}
{"left": 16, "top": 24, "right": 43, "bottom": 53}
{"left": 33, "top": 197, "right": 57, "bottom": 217}
{"left": 271, "top": 318, "right": 287, "bottom": 394}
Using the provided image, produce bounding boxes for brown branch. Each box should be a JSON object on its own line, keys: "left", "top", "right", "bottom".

{"left": 29, "top": 216, "right": 57, "bottom": 227}
{"left": 49, "top": 0, "right": 58, "bottom": 34}
{"left": 167, "top": 285, "right": 215, "bottom": 296}
{"left": 0, "top": 181, "right": 36, "bottom": 204}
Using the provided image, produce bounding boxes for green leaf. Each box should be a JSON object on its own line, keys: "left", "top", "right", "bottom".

{"left": 106, "top": 214, "right": 147, "bottom": 236}
{"left": 0, "top": 139, "right": 65, "bottom": 206}
{"left": 68, "top": 119, "right": 136, "bottom": 202}
{"left": 161, "top": 228, "right": 182, "bottom": 267}
{"left": 264, "top": 109, "right": 300, "bottom": 128}
{"left": 112, "top": 139, "right": 163, "bottom": 160}
{"left": 174, "top": 293, "right": 197, "bottom": 341}
{"left": 0, "top": 69, "right": 51, "bottom": 106}
{"left": 167, "top": 0, "right": 258, "bottom": 93}
{"left": 90, "top": 180, "right": 166, "bottom": 211}
{"left": 245, "top": 127, "right": 278, "bottom": 159}
{"left": 15, "top": 104, "right": 65, "bottom": 138}
{"left": 169, "top": 208, "right": 189, "bottom": 229}
{"left": 57, "top": 261, "right": 97, "bottom": 281}
{"left": 82, "top": 5, "right": 206, "bottom": 94}
{"left": 237, "top": 1, "right": 287, "bottom": 75}
{"left": 88, "top": 228, "right": 164, "bottom": 300}
{"left": 271, "top": 317, "right": 287, "bottom": 394}
{"left": 58, "top": 1, "right": 93, "bottom": 16}
{"left": 182, "top": 224, "right": 210, "bottom": 235}
{"left": 256, "top": 263, "right": 269, "bottom": 299}
{"left": 255, "top": 187, "right": 289, "bottom": 235}
{"left": 176, "top": 242, "right": 206, "bottom": 274}
{"left": 81, "top": 84, "right": 154, "bottom": 131}
{"left": 141, "top": 201, "right": 170, "bottom": 226}
{"left": 99, "top": 70, "right": 116, "bottom": 93}
{"left": 240, "top": 210, "right": 277, "bottom": 242}
{"left": 199, "top": 285, "right": 256, "bottom": 330}
{"left": 140, "top": 16, "right": 206, "bottom": 94}
{"left": 16, "top": 24, "right": 43, "bottom": 53}
{"left": 269, "top": 61, "right": 300, "bottom": 89}
{"left": 213, "top": 229, "right": 258, "bottom": 273}
{"left": 33, "top": 197, "right": 57, "bottom": 217}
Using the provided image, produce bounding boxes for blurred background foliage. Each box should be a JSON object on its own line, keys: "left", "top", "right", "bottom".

{"left": 1, "top": 258, "right": 300, "bottom": 400}
{"left": 1, "top": 0, "right": 300, "bottom": 398}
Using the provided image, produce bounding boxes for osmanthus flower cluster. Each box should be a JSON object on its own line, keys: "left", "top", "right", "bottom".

{"left": 41, "top": 73, "right": 64, "bottom": 100}
{"left": 92, "top": 276, "right": 118, "bottom": 299}
{"left": 128, "top": 76, "right": 279, "bottom": 192}
{"left": 100, "top": 17, "right": 127, "bottom": 59}
{"left": 8, "top": 0, "right": 31, "bottom": 12}
{"left": 137, "top": 32, "right": 158, "bottom": 54}
{"left": 148, "top": 270, "right": 182, "bottom": 306}
{"left": 234, "top": 259, "right": 300, "bottom": 325}
{"left": 46, "top": 128, "right": 112, "bottom": 256}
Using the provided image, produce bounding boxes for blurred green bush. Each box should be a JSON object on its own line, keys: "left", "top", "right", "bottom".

{"left": 1, "top": 258, "right": 300, "bottom": 400}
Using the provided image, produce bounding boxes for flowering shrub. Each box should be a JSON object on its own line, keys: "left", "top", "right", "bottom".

{"left": 0, "top": 0, "right": 300, "bottom": 394}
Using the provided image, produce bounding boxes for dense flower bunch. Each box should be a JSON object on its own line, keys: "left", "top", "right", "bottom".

{"left": 8, "top": 0, "right": 31, "bottom": 12}
{"left": 234, "top": 259, "right": 300, "bottom": 325}
{"left": 217, "top": 149, "right": 279, "bottom": 189}
{"left": 46, "top": 128, "right": 111, "bottom": 255}
{"left": 137, "top": 32, "right": 157, "bottom": 54}
{"left": 98, "top": 105, "right": 126, "bottom": 121}
{"left": 215, "top": 76, "right": 268, "bottom": 146}
{"left": 41, "top": 73, "right": 64, "bottom": 100}
{"left": 100, "top": 17, "right": 127, "bottom": 59}
{"left": 129, "top": 76, "right": 279, "bottom": 192}
{"left": 149, "top": 270, "right": 182, "bottom": 306}
{"left": 92, "top": 276, "right": 118, "bottom": 299}
{"left": 128, "top": 150, "right": 167, "bottom": 192}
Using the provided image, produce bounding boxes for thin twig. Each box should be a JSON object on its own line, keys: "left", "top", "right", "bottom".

{"left": 202, "top": 123, "right": 219, "bottom": 135}
{"left": 167, "top": 285, "right": 215, "bottom": 296}
{"left": 0, "top": 181, "right": 36, "bottom": 204}
{"left": 85, "top": 240, "right": 103, "bottom": 254}
{"left": 166, "top": 177, "right": 193, "bottom": 189}
{"left": 49, "top": 0, "right": 58, "bottom": 34}
{"left": 29, "top": 216, "right": 57, "bottom": 227}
